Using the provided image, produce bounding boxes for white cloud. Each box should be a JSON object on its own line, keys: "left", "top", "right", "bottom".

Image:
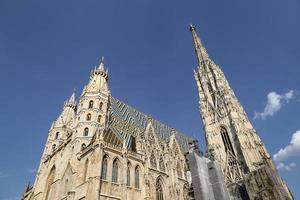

{"left": 277, "top": 162, "right": 296, "bottom": 171}
{"left": 254, "top": 90, "right": 294, "bottom": 120}
{"left": 273, "top": 130, "right": 300, "bottom": 162}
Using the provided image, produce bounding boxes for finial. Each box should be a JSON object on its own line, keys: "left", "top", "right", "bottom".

{"left": 67, "top": 89, "right": 76, "bottom": 106}
{"left": 189, "top": 24, "right": 196, "bottom": 31}
{"left": 98, "top": 56, "right": 105, "bottom": 71}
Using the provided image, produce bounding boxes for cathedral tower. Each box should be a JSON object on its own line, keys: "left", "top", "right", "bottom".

{"left": 22, "top": 57, "right": 192, "bottom": 200}
{"left": 76, "top": 57, "right": 110, "bottom": 147}
{"left": 190, "top": 25, "right": 293, "bottom": 199}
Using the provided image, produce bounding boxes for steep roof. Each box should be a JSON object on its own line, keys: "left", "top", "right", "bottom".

{"left": 108, "top": 96, "right": 193, "bottom": 152}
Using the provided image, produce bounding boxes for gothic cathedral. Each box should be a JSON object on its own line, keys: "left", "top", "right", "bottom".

{"left": 21, "top": 26, "right": 293, "bottom": 200}
{"left": 21, "top": 58, "right": 192, "bottom": 200}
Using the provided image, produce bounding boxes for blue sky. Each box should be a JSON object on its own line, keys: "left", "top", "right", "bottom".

{"left": 0, "top": 0, "right": 299, "bottom": 199}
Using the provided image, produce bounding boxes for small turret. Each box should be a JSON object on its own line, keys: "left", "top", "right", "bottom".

{"left": 54, "top": 91, "right": 77, "bottom": 128}
{"left": 75, "top": 56, "right": 111, "bottom": 148}
{"left": 64, "top": 89, "right": 76, "bottom": 109}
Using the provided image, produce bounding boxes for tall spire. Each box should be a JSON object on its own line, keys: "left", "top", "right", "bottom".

{"left": 190, "top": 24, "right": 209, "bottom": 65}
{"left": 190, "top": 24, "right": 221, "bottom": 111}
{"left": 191, "top": 24, "right": 293, "bottom": 200}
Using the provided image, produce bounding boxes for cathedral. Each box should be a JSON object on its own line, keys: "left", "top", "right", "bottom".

{"left": 21, "top": 26, "right": 293, "bottom": 200}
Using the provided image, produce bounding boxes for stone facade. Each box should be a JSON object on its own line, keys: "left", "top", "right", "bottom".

{"left": 22, "top": 59, "right": 192, "bottom": 200}
{"left": 21, "top": 25, "right": 294, "bottom": 200}
{"left": 190, "top": 25, "right": 293, "bottom": 200}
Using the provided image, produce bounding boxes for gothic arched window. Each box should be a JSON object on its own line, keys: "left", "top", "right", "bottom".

{"left": 156, "top": 178, "right": 164, "bottom": 200}
{"left": 88, "top": 100, "right": 94, "bottom": 109}
{"left": 45, "top": 166, "right": 56, "bottom": 200}
{"left": 112, "top": 158, "right": 119, "bottom": 183}
{"left": 207, "top": 82, "right": 215, "bottom": 103}
{"left": 101, "top": 155, "right": 108, "bottom": 180}
{"left": 99, "top": 102, "right": 103, "bottom": 110}
{"left": 127, "top": 162, "right": 131, "bottom": 186}
{"left": 81, "top": 143, "right": 86, "bottom": 150}
{"left": 135, "top": 166, "right": 140, "bottom": 189}
{"left": 220, "top": 127, "right": 235, "bottom": 155}
{"left": 207, "top": 82, "right": 213, "bottom": 94}
{"left": 61, "top": 164, "right": 73, "bottom": 197}
{"left": 55, "top": 132, "right": 59, "bottom": 139}
{"left": 150, "top": 152, "right": 157, "bottom": 169}
{"left": 97, "top": 115, "right": 102, "bottom": 123}
{"left": 86, "top": 113, "right": 91, "bottom": 121}
{"left": 52, "top": 144, "right": 56, "bottom": 152}
{"left": 159, "top": 156, "right": 165, "bottom": 172}
{"left": 177, "top": 162, "right": 183, "bottom": 178}
{"left": 84, "top": 127, "right": 89, "bottom": 136}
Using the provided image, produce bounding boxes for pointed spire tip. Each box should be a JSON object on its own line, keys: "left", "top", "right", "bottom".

{"left": 68, "top": 89, "right": 76, "bottom": 104}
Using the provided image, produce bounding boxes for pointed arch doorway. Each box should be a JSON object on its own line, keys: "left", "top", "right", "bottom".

{"left": 156, "top": 178, "right": 164, "bottom": 200}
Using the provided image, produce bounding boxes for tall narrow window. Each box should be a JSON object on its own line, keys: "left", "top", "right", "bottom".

{"left": 88, "top": 100, "right": 94, "bottom": 109}
{"left": 159, "top": 156, "right": 165, "bottom": 172}
{"left": 112, "top": 159, "right": 119, "bottom": 183}
{"left": 84, "top": 128, "right": 89, "bottom": 136}
{"left": 127, "top": 162, "right": 131, "bottom": 186}
{"left": 52, "top": 144, "right": 56, "bottom": 152}
{"left": 61, "top": 164, "right": 73, "bottom": 197}
{"left": 86, "top": 113, "right": 91, "bottom": 121}
{"left": 220, "top": 127, "right": 235, "bottom": 155}
{"left": 99, "top": 102, "right": 103, "bottom": 110}
{"left": 97, "top": 115, "right": 102, "bottom": 123}
{"left": 207, "top": 82, "right": 213, "bottom": 93}
{"left": 177, "top": 162, "right": 182, "bottom": 178}
{"left": 55, "top": 132, "right": 59, "bottom": 139}
{"left": 150, "top": 152, "right": 157, "bottom": 169}
{"left": 45, "top": 166, "right": 56, "bottom": 200}
{"left": 135, "top": 166, "right": 140, "bottom": 189}
{"left": 207, "top": 83, "right": 215, "bottom": 103}
{"left": 101, "top": 155, "right": 108, "bottom": 180}
{"left": 130, "top": 136, "right": 137, "bottom": 151}
{"left": 156, "top": 179, "right": 164, "bottom": 200}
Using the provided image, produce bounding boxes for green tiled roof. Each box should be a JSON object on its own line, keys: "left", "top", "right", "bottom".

{"left": 108, "top": 96, "right": 193, "bottom": 152}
